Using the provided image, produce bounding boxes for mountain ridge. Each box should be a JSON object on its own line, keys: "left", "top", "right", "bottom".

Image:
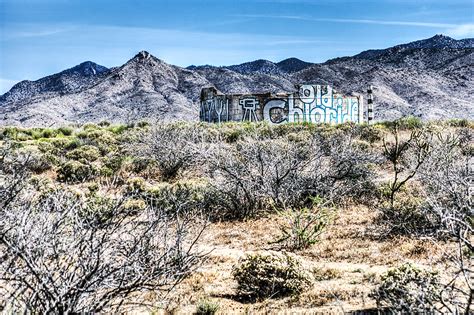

{"left": 1, "top": 34, "right": 473, "bottom": 126}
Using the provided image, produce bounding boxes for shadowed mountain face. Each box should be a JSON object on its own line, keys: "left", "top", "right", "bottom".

{"left": 1, "top": 35, "right": 473, "bottom": 126}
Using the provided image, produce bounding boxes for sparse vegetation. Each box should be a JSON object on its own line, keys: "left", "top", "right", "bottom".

{"left": 0, "top": 120, "right": 472, "bottom": 312}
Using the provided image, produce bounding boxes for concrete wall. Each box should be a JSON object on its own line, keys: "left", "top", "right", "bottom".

{"left": 200, "top": 85, "right": 364, "bottom": 124}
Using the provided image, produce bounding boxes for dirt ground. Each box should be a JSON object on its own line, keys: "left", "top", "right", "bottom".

{"left": 133, "top": 203, "right": 451, "bottom": 314}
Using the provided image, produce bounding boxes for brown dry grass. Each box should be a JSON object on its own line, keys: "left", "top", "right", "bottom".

{"left": 133, "top": 203, "right": 452, "bottom": 314}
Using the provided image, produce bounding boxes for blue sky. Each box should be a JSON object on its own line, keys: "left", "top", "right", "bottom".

{"left": 0, "top": 0, "right": 473, "bottom": 93}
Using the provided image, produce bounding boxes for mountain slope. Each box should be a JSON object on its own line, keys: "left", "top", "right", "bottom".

{"left": 0, "top": 51, "right": 212, "bottom": 126}
{"left": 0, "top": 61, "right": 109, "bottom": 105}
{"left": 354, "top": 34, "right": 473, "bottom": 59}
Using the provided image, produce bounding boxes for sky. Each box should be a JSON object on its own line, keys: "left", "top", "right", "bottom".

{"left": 0, "top": 0, "right": 473, "bottom": 93}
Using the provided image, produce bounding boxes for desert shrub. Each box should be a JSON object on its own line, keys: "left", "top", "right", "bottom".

{"left": 417, "top": 130, "right": 473, "bottom": 313}
{"left": 40, "top": 128, "right": 57, "bottom": 138}
{"left": 208, "top": 136, "right": 314, "bottom": 219}
{"left": 0, "top": 188, "right": 206, "bottom": 313}
{"left": 107, "top": 124, "right": 129, "bottom": 134}
{"left": 102, "top": 154, "right": 126, "bottom": 173}
{"left": 66, "top": 145, "right": 101, "bottom": 162}
{"left": 446, "top": 118, "right": 471, "bottom": 128}
{"left": 83, "top": 123, "right": 99, "bottom": 130}
{"left": 98, "top": 120, "right": 111, "bottom": 127}
{"left": 232, "top": 252, "right": 311, "bottom": 301}
{"left": 357, "top": 124, "right": 385, "bottom": 143}
{"left": 273, "top": 197, "right": 333, "bottom": 250}
{"left": 195, "top": 299, "right": 219, "bottom": 315}
{"left": 123, "top": 198, "right": 147, "bottom": 212}
{"left": 130, "top": 157, "right": 155, "bottom": 174}
{"left": 129, "top": 124, "right": 207, "bottom": 180}
{"left": 382, "top": 124, "right": 430, "bottom": 209}
{"left": 208, "top": 127, "right": 378, "bottom": 219}
{"left": 142, "top": 180, "right": 213, "bottom": 216}
{"left": 378, "top": 116, "right": 423, "bottom": 130}
{"left": 0, "top": 142, "right": 31, "bottom": 210}
{"left": 377, "top": 183, "right": 437, "bottom": 236}
{"left": 372, "top": 263, "right": 441, "bottom": 313}
{"left": 58, "top": 160, "right": 96, "bottom": 182}
{"left": 126, "top": 177, "right": 147, "bottom": 193}
{"left": 65, "top": 138, "right": 82, "bottom": 150}
{"left": 136, "top": 120, "right": 150, "bottom": 128}
{"left": 0, "top": 127, "right": 14, "bottom": 140}
{"left": 57, "top": 126, "right": 74, "bottom": 136}
{"left": 25, "top": 151, "right": 53, "bottom": 173}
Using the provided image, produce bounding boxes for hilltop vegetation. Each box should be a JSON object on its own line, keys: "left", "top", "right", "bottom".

{"left": 0, "top": 118, "right": 472, "bottom": 313}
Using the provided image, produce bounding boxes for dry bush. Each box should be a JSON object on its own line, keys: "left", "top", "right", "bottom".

{"left": 418, "top": 128, "right": 473, "bottom": 313}
{"left": 0, "top": 146, "right": 208, "bottom": 312}
{"left": 0, "top": 142, "right": 31, "bottom": 209}
{"left": 207, "top": 128, "right": 379, "bottom": 219}
{"left": 372, "top": 263, "right": 441, "bottom": 313}
{"left": 0, "top": 189, "right": 207, "bottom": 313}
{"left": 272, "top": 196, "right": 333, "bottom": 250}
{"left": 207, "top": 135, "right": 316, "bottom": 219}
{"left": 129, "top": 123, "right": 215, "bottom": 180}
{"left": 232, "top": 252, "right": 312, "bottom": 301}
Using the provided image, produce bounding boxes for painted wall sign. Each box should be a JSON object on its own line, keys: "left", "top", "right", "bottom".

{"left": 200, "top": 85, "right": 364, "bottom": 124}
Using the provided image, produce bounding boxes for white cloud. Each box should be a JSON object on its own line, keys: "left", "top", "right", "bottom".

{"left": 445, "top": 24, "right": 474, "bottom": 38}
{"left": 234, "top": 14, "right": 468, "bottom": 29}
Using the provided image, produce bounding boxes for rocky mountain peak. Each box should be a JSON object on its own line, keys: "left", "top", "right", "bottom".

{"left": 68, "top": 61, "right": 109, "bottom": 76}
{"left": 276, "top": 58, "right": 313, "bottom": 73}
{"left": 134, "top": 50, "right": 152, "bottom": 61}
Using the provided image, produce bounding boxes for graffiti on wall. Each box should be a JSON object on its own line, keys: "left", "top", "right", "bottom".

{"left": 200, "top": 84, "right": 363, "bottom": 125}
{"left": 200, "top": 94, "right": 229, "bottom": 123}
{"left": 264, "top": 85, "right": 361, "bottom": 124}
{"left": 240, "top": 97, "right": 260, "bottom": 122}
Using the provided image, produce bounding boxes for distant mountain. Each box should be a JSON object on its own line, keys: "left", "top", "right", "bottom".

{"left": 276, "top": 58, "right": 314, "bottom": 73}
{"left": 0, "top": 61, "right": 109, "bottom": 104}
{"left": 354, "top": 34, "right": 473, "bottom": 59}
{"left": 226, "top": 59, "right": 285, "bottom": 75}
{"left": 225, "top": 57, "right": 314, "bottom": 75}
{"left": 1, "top": 34, "right": 473, "bottom": 126}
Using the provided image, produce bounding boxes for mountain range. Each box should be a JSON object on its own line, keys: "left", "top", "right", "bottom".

{"left": 1, "top": 34, "right": 473, "bottom": 126}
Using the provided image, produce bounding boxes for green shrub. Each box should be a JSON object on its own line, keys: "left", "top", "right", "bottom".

{"left": 358, "top": 124, "right": 385, "bottom": 143}
{"left": 58, "top": 161, "right": 96, "bottom": 182}
{"left": 232, "top": 252, "right": 311, "bottom": 301}
{"left": 143, "top": 180, "right": 212, "bottom": 215}
{"left": 273, "top": 197, "right": 333, "bottom": 250}
{"left": 107, "top": 124, "right": 128, "bottom": 134}
{"left": 136, "top": 121, "right": 150, "bottom": 128}
{"left": 98, "top": 121, "right": 111, "bottom": 127}
{"left": 66, "top": 145, "right": 101, "bottom": 162}
{"left": 58, "top": 126, "right": 74, "bottom": 136}
{"left": 195, "top": 299, "right": 219, "bottom": 315}
{"left": 65, "top": 138, "right": 81, "bottom": 150}
{"left": 123, "top": 198, "right": 147, "bottom": 212}
{"left": 83, "top": 123, "right": 99, "bottom": 130}
{"left": 126, "top": 177, "right": 147, "bottom": 193}
{"left": 372, "top": 263, "right": 440, "bottom": 313}
{"left": 40, "top": 128, "right": 57, "bottom": 138}
{"left": 377, "top": 183, "right": 437, "bottom": 235}
{"left": 446, "top": 118, "right": 470, "bottom": 128}
{"left": 103, "top": 155, "right": 126, "bottom": 173}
